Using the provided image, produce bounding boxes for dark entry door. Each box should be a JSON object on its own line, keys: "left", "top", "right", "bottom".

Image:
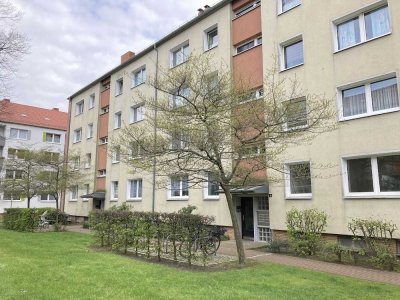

{"left": 241, "top": 197, "right": 254, "bottom": 239}
{"left": 93, "top": 199, "right": 103, "bottom": 210}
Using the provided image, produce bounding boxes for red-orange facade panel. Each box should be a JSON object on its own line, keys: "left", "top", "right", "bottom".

{"left": 100, "top": 89, "right": 110, "bottom": 108}
{"left": 233, "top": 46, "right": 263, "bottom": 89}
{"left": 98, "top": 113, "right": 109, "bottom": 138}
{"left": 96, "top": 177, "right": 106, "bottom": 190}
{"left": 97, "top": 144, "right": 107, "bottom": 170}
{"left": 232, "top": 6, "right": 261, "bottom": 46}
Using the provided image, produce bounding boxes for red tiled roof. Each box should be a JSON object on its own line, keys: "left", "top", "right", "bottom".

{"left": 0, "top": 99, "right": 68, "bottom": 131}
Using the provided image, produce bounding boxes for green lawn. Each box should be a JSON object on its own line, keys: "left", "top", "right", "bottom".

{"left": 0, "top": 229, "right": 399, "bottom": 299}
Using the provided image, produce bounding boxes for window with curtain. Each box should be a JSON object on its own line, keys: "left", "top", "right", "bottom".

{"left": 371, "top": 78, "right": 399, "bottom": 111}
{"left": 342, "top": 86, "right": 366, "bottom": 117}
{"left": 365, "top": 6, "right": 390, "bottom": 40}
{"left": 337, "top": 18, "right": 361, "bottom": 50}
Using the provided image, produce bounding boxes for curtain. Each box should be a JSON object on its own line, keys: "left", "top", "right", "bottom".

{"left": 342, "top": 86, "right": 366, "bottom": 117}
{"left": 337, "top": 18, "right": 360, "bottom": 49}
{"left": 365, "top": 6, "right": 390, "bottom": 40}
{"left": 371, "top": 79, "right": 399, "bottom": 111}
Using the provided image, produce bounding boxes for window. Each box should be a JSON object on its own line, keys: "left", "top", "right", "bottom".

{"left": 344, "top": 154, "right": 400, "bottom": 197}
{"left": 100, "top": 137, "right": 108, "bottom": 144}
{"left": 45, "top": 133, "right": 61, "bottom": 143}
{"left": 130, "top": 105, "right": 144, "bottom": 123}
{"left": 132, "top": 67, "right": 146, "bottom": 87}
{"left": 75, "top": 100, "right": 84, "bottom": 115}
{"left": 89, "top": 94, "right": 95, "bottom": 109}
{"left": 73, "top": 128, "right": 82, "bottom": 143}
{"left": 285, "top": 98, "right": 307, "bottom": 130}
{"left": 112, "top": 147, "right": 120, "bottom": 163}
{"left": 242, "top": 144, "right": 266, "bottom": 158}
{"left": 71, "top": 157, "right": 80, "bottom": 170}
{"left": 279, "top": 0, "right": 301, "bottom": 14}
{"left": 171, "top": 43, "right": 189, "bottom": 67}
{"left": 3, "top": 192, "right": 20, "bottom": 201}
{"left": 87, "top": 123, "right": 93, "bottom": 139}
{"left": 5, "top": 169, "right": 23, "bottom": 179}
{"left": 82, "top": 184, "right": 90, "bottom": 201}
{"left": 40, "top": 194, "right": 55, "bottom": 201}
{"left": 101, "top": 106, "right": 109, "bottom": 114}
{"left": 169, "top": 175, "right": 189, "bottom": 198}
{"left": 44, "top": 151, "right": 60, "bottom": 162}
{"left": 339, "top": 77, "right": 399, "bottom": 120}
{"left": 98, "top": 169, "right": 106, "bottom": 177}
{"left": 70, "top": 185, "right": 78, "bottom": 200}
{"left": 285, "top": 162, "right": 312, "bottom": 198}
{"left": 205, "top": 26, "right": 218, "bottom": 50}
{"left": 7, "top": 148, "right": 27, "bottom": 159}
{"left": 205, "top": 173, "right": 219, "bottom": 199}
{"left": 335, "top": 5, "right": 390, "bottom": 51}
{"left": 85, "top": 153, "right": 91, "bottom": 168}
{"left": 129, "top": 142, "right": 142, "bottom": 159}
{"left": 114, "top": 112, "right": 122, "bottom": 129}
{"left": 115, "top": 78, "right": 123, "bottom": 96}
{"left": 234, "top": 0, "right": 260, "bottom": 18}
{"left": 171, "top": 131, "right": 188, "bottom": 150}
{"left": 10, "top": 128, "right": 29, "bottom": 140}
{"left": 171, "top": 87, "right": 190, "bottom": 108}
{"left": 236, "top": 36, "right": 262, "bottom": 54}
{"left": 111, "top": 181, "right": 119, "bottom": 200}
{"left": 128, "top": 179, "right": 143, "bottom": 200}
{"left": 281, "top": 39, "right": 304, "bottom": 70}
{"left": 239, "top": 88, "right": 264, "bottom": 103}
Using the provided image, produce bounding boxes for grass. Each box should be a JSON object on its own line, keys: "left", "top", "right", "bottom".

{"left": 0, "top": 230, "right": 399, "bottom": 299}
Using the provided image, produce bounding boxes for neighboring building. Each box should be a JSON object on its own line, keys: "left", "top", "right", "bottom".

{"left": 64, "top": 0, "right": 400, "bottom": 251}
{"left": 0, "top": 99, "right": 68, "bottom": 212}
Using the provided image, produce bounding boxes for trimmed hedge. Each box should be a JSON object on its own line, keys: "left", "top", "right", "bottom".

{"left": 4, "top": 208, "right": 68, "bottom": 232}
{"left": 89, "top": 209, "right": 215, "bottom": 266}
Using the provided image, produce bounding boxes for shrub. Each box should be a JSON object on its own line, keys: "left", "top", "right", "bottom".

{"left": 348, "top": 218, "right": 398, "bottom": 271}
{"left": 3, "top": 208, "right": 67, "bottom": 231}
{"left": 286, "top": 208, "right": 328, "bottom": 256}
{"left": 266, "top": 240, "right": 289, "bottom": 253}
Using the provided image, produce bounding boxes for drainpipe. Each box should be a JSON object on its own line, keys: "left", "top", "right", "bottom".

{"left": 151, "top": 43, "right": 159, "bottom": 212}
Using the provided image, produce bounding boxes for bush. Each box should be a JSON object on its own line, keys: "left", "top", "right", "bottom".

{"left": 348, "top": 218, "right": 398, "bottom": 270}
{"left": 266, "top": 240, "right": 289, "bottom": 253}
{"left": 82, "top": 221, "right": 90, "bottom": 229}
{"left": 3, "top": 208, "right": 67, "bottom": 231}
{"left": 286, "top": 208, "right": 328, "bottom": 256}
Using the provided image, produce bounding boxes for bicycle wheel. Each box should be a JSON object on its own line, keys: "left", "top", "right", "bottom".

{"left": 201, "top": 236, "right": 220, "bottom": 256}
{"left": 179, "top": 240, "right": 197, "bottom": 258}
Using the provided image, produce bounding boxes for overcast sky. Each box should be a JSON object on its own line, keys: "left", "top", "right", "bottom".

{"left": 6, "top": 0, "right": 218, "bottom": 112}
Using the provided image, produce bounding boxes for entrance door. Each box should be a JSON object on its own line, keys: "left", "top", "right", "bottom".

{"left": 241, "top": 197, "right": 254, "bottom": 239}
{"left": 93, "top": 199, "right": 104, "bottom": 210}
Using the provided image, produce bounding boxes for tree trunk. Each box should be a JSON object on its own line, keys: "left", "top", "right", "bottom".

{"left": 27, "top": 198, "right": 31, "bottom": 208}
{"left": 222, "top": 185, "right": 246, "bottom": 265}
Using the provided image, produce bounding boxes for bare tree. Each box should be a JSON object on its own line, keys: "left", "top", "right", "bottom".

{"left": 0, "top": 0, "right": 29, "bottom": 95}
{"left": 111, "top": 53, "right": 335, "bottom": 265}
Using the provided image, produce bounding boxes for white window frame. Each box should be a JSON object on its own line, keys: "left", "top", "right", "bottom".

{"left": 127, "top": 179, "right": 143, "bottom": 201}
{"left": 132, "top": 66, "right": 146, "bottom": 88}
{"left": 279, "top": 35, "right": 304, "bottom": 71}
{"left": 100, "top": 137, "right": 108, "bottom": 145}
{"left": 89, "top": 94, "right": 95, "bottom": 109}
{"left": 203, "top": 173, "right": 219, "bottom": 200}
{"left": 129, "top": 105, "right": 144, "bottom": 123}
{"left": 112, "top": 147, "right": 120, "bottom": 164}
{"left": 278, "top": 0, "right": 301, "bottom": 15}
{"left": 115, "top": 78, "right": 123, "bottom": 96}
{"left": 73, "top": 128, "right": 82, "bottom": 143}
{"left": 87, "top": 123, "right": 93, "bottom": 139}
{"left": 333, "top": 2, "right": 391, "bottom": 52}
{"left": 84, "top": 153, "right": 91, "bottom": 169}
{"left": 75, "top": 100, "right": 84, "bottom": 116}
{"left": 111, "top": 181, "right": 119, "bottom": 201}
{"left": 10, "top": 128, "right": 30, "bottom": 140}
{"left": 337, "top": 74, "right": 399, "bottom": 121}
{"left": 239, "top": 88, "right": 264, "bottom": 104}
{"left": 40, "top": 194, "right": 56, "bottom": 202}
{"left": 204, "top": 25, "right": 218, "bottom": 51}
{"left": 97, "top": 169, "right": 106, "bottom": 177}
{"left": 284, "top": 162, "right": 312, "bottom": 199}
{"left": 45, "top": 133, "right": 61, "bottom": 143}
{"left": 234, "top": 0, "right": 260, "bottom": 18}
{"left": 342, "top": 152, "right": 400, "bottom": 199}
{"left": 82, "top": 184, "right": 90, "bottom": 202}
{"left": 101, "top": 106, "right": 109, "bottom": 114}
{"left": 170, "top": 42, "right": 189, "bottom": 68}
{"left": 168, "top": 175, "right": 189, "bottom": 200}
{"left": 283, "top": 97, "right": 308, "bottom": 131}
{"left": 70, "top": 185, "right": 78, "bottom": 201}
{"left": 235, "top": 36, "right": 262, "bottom": 55}
{"left": 114, "top": 111, "right": 122, "bottom": 129}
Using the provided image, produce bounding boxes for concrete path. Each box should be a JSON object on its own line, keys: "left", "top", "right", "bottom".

{"left": 66, "top": 224, "right": 91, "bottom": 234}
{"left": 218, "top": 240, "right": 400, "bottom": 286}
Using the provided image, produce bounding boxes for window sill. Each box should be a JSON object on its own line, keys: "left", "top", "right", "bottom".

{"left": 46, "top": 142, "right": 61, "bottom": 145}
{"left": 110, "top": 199, "right": 119, "bottom": 202}
{"left": 97, "top": 175, "right": 106, "bottom": 178}
{"left": 334, "top": 32, "right": 392, "bottom": 54}
{"left": 88, "top": 107, "right": 94, "bottom": 110}
{"left": 39, "top": 200, "right": 56, "bottom": 202}
{"left": 73, "top": 141, "right": 81, "bottom": 144}
{"left": 203, "top": 196, "right": 219, "bottom": 201}
{"left": 129, "top": 119, "right": 144, "bottom": 125}
{"left": 111, "top": 161, "right": 120, "bottom": 164}
{"left": 131, "top": 82, "right": 145, "bottom": 89}
{"left": 204, "top": 44, "right": 218, "bottom": 53}
{"left": 339, "top": 107, "right": 400, "bottom": 122}
{"left": 87, "top": 137, "right": 93, "bottom": 140}
{"left": 280, "top": 63, "right": 304, "bottom": 73}
{"left": 2, "top": 200, "right": 22, "bottom": 202}
{"left": 127, "top": 198, "right": 142, "bottom": 202}
{"left": 82, "top": 199, "right": 89, "bottom": 202}
{"left": 344, "top": 194, "right": 400, "bottom": 199}
{"left": 75, "top": 113, "right": 83, "bottom": 117}
{"left": 69, "top": 200, "right": 78, "bottom": 202}
{"left": 115, "top": 93, "right": 123, "bottom": 97}
{"left": 233, "top": 43, "right": 262, "bottom": 57}
{"left": 114, "top": 127, "right": 121, "bottom": 131}
{"left": 170, "top": 60, "right": 188, "bottom": 69}
{"left": 167, "top": 197, "right": 189, "bottom": 201}
{"left": 278, "top": 4, "right": 301, "bottom": 16}
{"left": 285, "top": 194, "right": 312, "bottom": 200}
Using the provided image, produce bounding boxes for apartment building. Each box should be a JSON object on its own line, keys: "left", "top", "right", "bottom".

{"left": 0, "top": 99, "right": 68, "bottom": 212}
{"left": 65, "top": 0, "right": 400, "bottom": 250}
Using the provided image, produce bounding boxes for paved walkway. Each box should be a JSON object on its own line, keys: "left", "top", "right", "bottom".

{"left": 218, "top": 240, "right": 400, "bottom": 286}
{"left": 66, "top": 226, "right": 400, "bottom": 286}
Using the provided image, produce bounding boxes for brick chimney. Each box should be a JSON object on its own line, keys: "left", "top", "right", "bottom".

{"left": 121, "top": 51, "right": 135, "bottom": 64}
{"left": 198, "top": 8, "right": 204, "bottom": 15}
{"left": 52, "top": 108, "right": 59, "bottom": 111}
{"left": 2, "top": 98, "right": 10, "bottom": 103}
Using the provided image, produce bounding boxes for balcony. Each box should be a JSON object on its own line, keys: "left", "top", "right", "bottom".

{"left": 233, "top": 45, "right": 263, "bottom": 89}
{"left": 98, "top": 113, "right": 109, "bottom": 138}
{"left": 232, "top": 6, "right": 261, "bottom": 46}
{"left": 100, "top": 89, "right": 110, "bottom": 108}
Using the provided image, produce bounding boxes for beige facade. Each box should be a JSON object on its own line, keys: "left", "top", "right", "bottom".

{"left": 65, "top": 0, "right": 400, "bottom": 246}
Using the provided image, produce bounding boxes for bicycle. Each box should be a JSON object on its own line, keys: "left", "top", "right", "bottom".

{"left": 38, "top": 218, "right": 49, "bottom": 231}
{"left": 178, "top": 227, "right": 223, "bottom": 258}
